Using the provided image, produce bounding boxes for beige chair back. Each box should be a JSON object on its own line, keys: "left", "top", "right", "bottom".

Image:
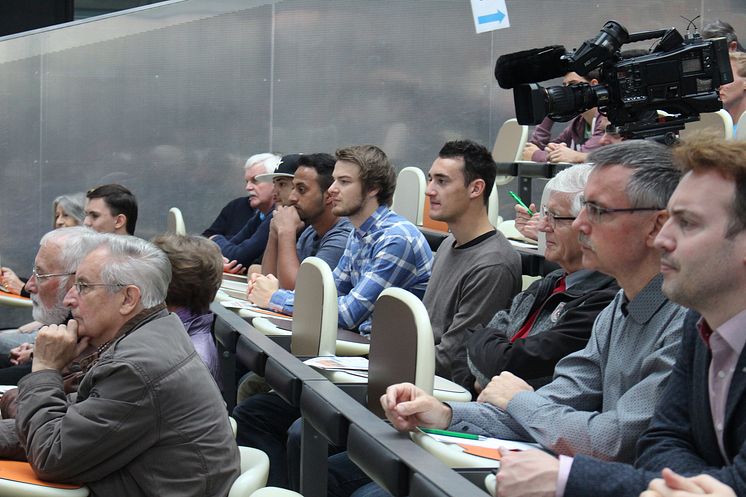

{"left": 291, "top": 257, "right": 338, "bottom": 357}
{"left": 228, "top": 446, "right": 270, "bottom": 497}
{"left": 392, "top": 167, "right": 426, "bottom": 225}
{"left": 367, "top": 288, "right": 434, "bottom": 416}
{"left": 167, "top": 207, "right": 186, "bottom": 235}
{"left": 488, "top": 118, "right": 529, "bottom": 226}
{"left": 678, "top": 109, "right": 734, "bottom": 141}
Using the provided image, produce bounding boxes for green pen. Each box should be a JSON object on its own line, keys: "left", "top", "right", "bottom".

{"left": 419, "top": 427, "right": 484, "bottom": 440}
{"left": 508, "top": 191, "right": 534, "bottom": 215}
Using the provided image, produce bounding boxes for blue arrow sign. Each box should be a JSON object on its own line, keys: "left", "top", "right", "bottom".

{"left": 478, "top": 10, "right": 505, "bottom": 24}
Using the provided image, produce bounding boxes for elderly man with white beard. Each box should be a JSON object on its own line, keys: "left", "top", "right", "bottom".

{"left": 0, "top": 226, "right": 97, "bottom": 457}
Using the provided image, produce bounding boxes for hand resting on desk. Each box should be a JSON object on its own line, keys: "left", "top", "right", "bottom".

{"left": 380, "top": 382, "right": 453, "bottom": 432}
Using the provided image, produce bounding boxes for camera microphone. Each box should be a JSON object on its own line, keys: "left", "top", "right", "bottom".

{"left": 494, "top": 45, "right": 571, "bottom": 89}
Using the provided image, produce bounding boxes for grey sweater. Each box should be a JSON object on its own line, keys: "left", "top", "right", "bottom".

{"left": 423, "top": 231, "right": 521, "bottom": 386}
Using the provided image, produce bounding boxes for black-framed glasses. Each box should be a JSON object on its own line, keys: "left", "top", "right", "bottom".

{"left": 31, "top": 268, "right": 75, "bottom": 281}
{"left": 540, "top": 205, "right": 576, "bottom": 229}
{"left": 73, "top": 281, "right": 127, "bottom": 295}
{"left": 579, "top": 197, "right": 662, "bottom": 223}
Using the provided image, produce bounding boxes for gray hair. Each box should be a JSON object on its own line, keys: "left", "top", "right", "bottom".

{"left": 544, "top": 164, "right": 593, "bottom": 215}
{"left": 95, "top": 234, "right": 171, "bottom": 308}
{"left": 702, "top": 19, "right": 745, "bottom": 51}
{"left": 52, "top": 193, "right": 86, "bottom": 227}
{"left": 35, "top": 227, "right": 98, "bottom": 324}
{"left": 587, "top": 140, "right": 681, "bottom": 209}
{"left": 244, "top": 153, "right": 281, "bottom": 174}
{"left": 40, "top": 226, "right": 99, "bottom": 274}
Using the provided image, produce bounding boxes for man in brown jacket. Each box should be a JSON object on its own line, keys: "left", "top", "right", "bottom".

{"left": 15, "top": 233, "right": 239, "bottom": 497}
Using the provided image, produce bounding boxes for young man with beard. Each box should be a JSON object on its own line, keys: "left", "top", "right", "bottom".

{"left": 251, "top": 153, "right": 352, "bottom": 292}
{"left": 250, "top": 144, "right": 432, "bottom": 334}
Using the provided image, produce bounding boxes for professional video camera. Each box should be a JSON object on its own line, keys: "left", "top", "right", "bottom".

{"left": 495, "top": 20, "right": 733, "bottom": 142}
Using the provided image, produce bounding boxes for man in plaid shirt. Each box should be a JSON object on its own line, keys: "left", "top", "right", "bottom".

{"left": 250, "top": 144, "right": 432, "bottom": 334}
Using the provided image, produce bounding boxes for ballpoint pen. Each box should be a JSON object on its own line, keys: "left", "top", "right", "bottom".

{"left": 508, "top": 191, "right": 534, "bottom": 215}
{"left": 418, "top": 427, "right": 486, "bottom": 441}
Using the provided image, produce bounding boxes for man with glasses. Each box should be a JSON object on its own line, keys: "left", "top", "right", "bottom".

{"left": 376, "top": 141, "right": 686, "bottom": 483}
{"left": 493, "top": 139, "right": 746, "bottom": 497}
{"left": 0, "top": 227, "right": 92, "bottom": 375}
{"left": 466, "top": 164, "right": 618, "bottom": 392}
{"left": 14, "top": 233, "right": 239, "bottom": 496}
{"left": 0, "top": 227, "right": 96, "bottom": 456}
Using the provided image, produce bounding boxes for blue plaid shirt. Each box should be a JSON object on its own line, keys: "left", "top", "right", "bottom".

{"left": 269, "top": 206, "right": 433, "bottom": 334}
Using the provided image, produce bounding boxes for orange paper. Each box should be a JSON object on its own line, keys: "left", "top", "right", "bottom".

{"left": 457, "top": 444, "right": 503, "bottom": 461}
{"left": 0, "top": 460, "right": 83, "bottom": 489}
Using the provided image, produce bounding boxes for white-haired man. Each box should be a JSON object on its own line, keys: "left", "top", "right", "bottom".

{"left": 206, "top": 153, "right": 281, "bottom": 272}
{"left": 0, "top": 227, "right": 93, "bottom": 374}
{"left": 16, "top": 234, "right": 239, "bottom": 496}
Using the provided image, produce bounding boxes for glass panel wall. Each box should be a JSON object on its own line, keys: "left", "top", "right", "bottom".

{"left": 0, "top": 0, "right": 742, "bottom": 278}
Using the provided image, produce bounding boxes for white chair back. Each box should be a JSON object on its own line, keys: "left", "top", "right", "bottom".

{"left": 392, "top": 167, "right": 426, "bottom": 225}
{"left": 367, "top": 288, "right": 435, "bottom": 416}
{"left": 492, "top": 118, "right": 529, "bottom": 163}
{"left": 250, "top": 488, "right": 305, "bottom": 497}
{"left": 227, "top": 446, "right": 270, "bottom": 497}
{"left": 291, "top": 257, "right": 338, "bottom": 357}
{"left": 488, "top": 118, "right": 529, "bottom": 227}
{"left": 678, "top": 109, "right": 734, "bottom": 141}
{"left": 167, "top": 207, "right": 186, "bottom": 235}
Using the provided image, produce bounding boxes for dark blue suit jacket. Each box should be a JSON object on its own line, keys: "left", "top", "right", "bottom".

{"left": 566, "top": 310, "right": 746, "bottom": 497}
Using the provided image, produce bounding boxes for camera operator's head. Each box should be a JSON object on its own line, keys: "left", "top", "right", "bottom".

{"left": 720, "top": 52, "right": 746, "bottom": 122}
{"left": 562, "top": 69, "right": 600, "bottom": 87}
{"left": 702, "top": 19, "right": 745, "bottom": 53}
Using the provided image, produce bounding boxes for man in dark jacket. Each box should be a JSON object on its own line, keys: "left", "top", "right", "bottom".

{"left": 466, "top": 164, "right": 618, "bottom": 391}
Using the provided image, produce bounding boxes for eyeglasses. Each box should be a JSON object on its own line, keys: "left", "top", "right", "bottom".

{"left": 32, "top": 268, "right": 75, "bottom": 281}
{"left": 540, "top": 205, "right": 576, "bottom": 229}
{"left": 579, "top": 197, "right": 662, "bottom": 224}
{"left": 73, "top": 281, "right": 127, "bottom": 295}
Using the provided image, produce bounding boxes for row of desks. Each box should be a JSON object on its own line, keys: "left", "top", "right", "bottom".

{"left": 211, "top": 302, "right": 491, "bottom": 497}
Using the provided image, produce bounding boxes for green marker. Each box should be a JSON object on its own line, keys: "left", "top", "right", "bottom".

{"left": 508, "top": 191, "right": 534, "bottom": 215}
{"left": 419, "top": 427, "right": 484, "bottom": 441}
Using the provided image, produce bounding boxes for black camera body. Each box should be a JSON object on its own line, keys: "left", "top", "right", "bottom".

{"left": 504, "top": 21, "right": 733, "bottom": 140}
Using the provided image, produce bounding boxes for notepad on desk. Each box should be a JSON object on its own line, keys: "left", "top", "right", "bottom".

{"left": 304, "top": 356, "right": 369, "bottom": 371}
{"left": 418, "top": 427, "right": 541, "bottom": 461}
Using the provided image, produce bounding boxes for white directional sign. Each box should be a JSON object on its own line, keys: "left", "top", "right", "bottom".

{"left": 470, "top": 0, "right": 510, "bottom": 34}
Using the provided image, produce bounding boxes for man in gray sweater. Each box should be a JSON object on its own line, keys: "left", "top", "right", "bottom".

{"left": 422, "top": 140, "right": 522, "bottom": 387}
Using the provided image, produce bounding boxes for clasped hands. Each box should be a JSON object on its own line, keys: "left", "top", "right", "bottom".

{"left": 246, "top": 273, "right": 279, "bottom": 309}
